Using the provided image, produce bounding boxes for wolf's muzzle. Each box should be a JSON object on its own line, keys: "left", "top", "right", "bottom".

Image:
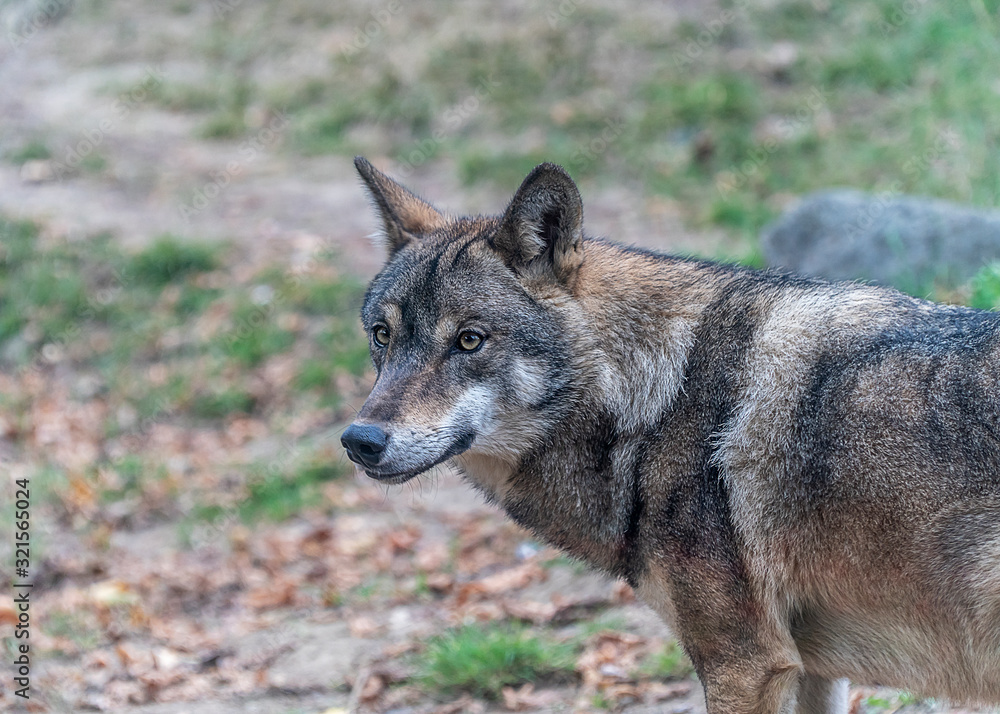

{"left": 341, "top": 423, "right": 389, "bottom": 467}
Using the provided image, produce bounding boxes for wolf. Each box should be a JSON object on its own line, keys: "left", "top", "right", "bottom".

{"left": 342, "top": 157, "right": 1000, "bottom": 714}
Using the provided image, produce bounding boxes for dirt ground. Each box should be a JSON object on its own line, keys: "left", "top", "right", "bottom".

{"left": 0, "top": 4, "right": 722, "bottom": 712}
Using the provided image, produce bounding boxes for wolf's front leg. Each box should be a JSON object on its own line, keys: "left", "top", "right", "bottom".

{"left": 698, "top": 663, "right": 848, "bottom": 714}
{"left": 668, "top": 589, "right": 806, "bottom": 714}
{"left": 699, "top": 657, "right": 802, "bottom": 714}
{"left": 796, "top": 675, "right": 849, "bottom": 714}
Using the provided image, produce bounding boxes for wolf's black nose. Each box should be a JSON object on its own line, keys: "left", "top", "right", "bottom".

{"left": 341, "top": 424, "right": 388, "bottom": 467}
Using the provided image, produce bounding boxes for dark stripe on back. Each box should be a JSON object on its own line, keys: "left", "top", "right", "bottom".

{"left": 651, "top": 274, "right": 776, "bottom": 563}
{"left": 790, "top": 305, "right": 1000, "bottom": 509}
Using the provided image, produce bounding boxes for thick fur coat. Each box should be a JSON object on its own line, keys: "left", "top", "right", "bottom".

{"left": 341, "top": 157, "right": 1000, "bottom": 714}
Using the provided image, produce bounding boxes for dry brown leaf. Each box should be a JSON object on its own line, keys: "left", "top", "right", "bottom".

{"left": 370, "top": 660, "right": 413, "bottom": 684}
{"left": 348, "top": 616, "right": 383, "bottom": 638}
{"left": 549, "top": 594, "right": 615, "bottom": 624}
{"left": 388, "top": 525, "right": 421, "bottom": 554}
{"left": 335, "top": 516, "right": 379, "bottom": 556}
{"left": 451, "top": 601, "right": 505, "bottom": 623}
{"left": 299, "top": 525, "right": 333, "bottom": 558}
{"left": 0, "top": 602, "right": 19, "bottom": 626}
{"left": 576, "top": 631, "right": 651, "bottom": 693}
{"left": 501, "top": 683, "right": 563, "bottom": 711}
{"left": 502, "top": 599, "right": 557, "bottom": 624}
{"left": 67, "top": 471, "right": 97, "bottom": 513}
{"left": 360, "top": 673, "right": 385, "bottom": 702}
{"left": 642, "top": 680, "right": 694, "bottom": 702}
{"left": 848, "top": 690, "right": 868, "bottom": 714}
{"left": 116, "top": 643, "right": 134, "bottom": 668}
{"left": 425, "top": 572, "right": 454, "bottom": 593}
{"left": 90, "top": 580, "right": 139, "bottom": 607}
{"left": 243, "top": 576, "right": 299, "bottom": 610}
{"left": 611, "top": 580, "right": 635, "bottom": 603}
{"left": 415, "top": 541, "right": 450, "bottom": 571}
{"left": 431, "top": 695, "right": 485, "bottom": 714}
{"left": 456, "top": 562, "right": 547, "bottom": 605}
{"left": 603, "top": 682, "right": 642, "bottom": 702}
{"left": 381, "top": 641, "right": 418, "bottom": 658}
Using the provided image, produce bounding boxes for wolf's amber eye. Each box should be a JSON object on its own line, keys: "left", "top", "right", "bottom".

{"left": 457, "top": 331, "right": 483, "bottom": 352}
{"left": 372, "top": 325, "right": 390, "bottom": 347}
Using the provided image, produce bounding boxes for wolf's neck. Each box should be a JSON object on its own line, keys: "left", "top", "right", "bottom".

{"left": 465, "top": 246, "right": 729, "bottom": 579}
{"left": 572, "top": 243, "right": 722, "bottom": 432}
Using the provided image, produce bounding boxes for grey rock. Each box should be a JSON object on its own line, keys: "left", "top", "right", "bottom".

{"left": 761, "top": 190, "right": 1000, "bottom": 290}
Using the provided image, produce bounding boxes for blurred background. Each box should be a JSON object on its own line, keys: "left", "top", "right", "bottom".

{"left": 1, "top": 0, "right": 999, "bottom": 712}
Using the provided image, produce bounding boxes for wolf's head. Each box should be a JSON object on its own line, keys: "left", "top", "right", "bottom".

{"left": 341, "top": 157, "right": 587, "bottom": 487}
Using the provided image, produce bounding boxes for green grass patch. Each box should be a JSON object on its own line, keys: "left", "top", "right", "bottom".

{"left": 128, "top": 373, "right": 191, "bottom": 422}
{"left": 1, "top": 255, "right": 89, "bottom": 343}
{"left": 240, "top": 460, "right": 346, "bottom": 521}
{"left": 7, "top": 139, "right": 52, "bottom": 164}
{"left": 574, "top": 614, "right": 629, "bottom": 640}
{"left": 144, "top": 80, "right": 226, "bottom": 112}
{"left": 708, "top": 195, "right": 776, "bottom": 235}
{"left": 79, "top": 153, "right": 108, "bottom": 174}
{"left": 101, "top": 455, "right": 145, "bottom": 502}
{"left": 294, "top": 358, "right": 332, "bottom": 392}
{"left": 98, "top": 456, "right": 171, "bottom": 504}
{"left": 457, "top": 150, "right": 563, "bottom": 192}
{"left": 189, "top": 387, "right": 256, "bottom": 419}
{"left": 0, "top": 217, "right": 39, "bottom": 269}
{"left": 861, "top": 691, "right": 919, "bottom": 712}
{"left": 175, "top": 284, "right": 222, "bottom": 318}
{"left": 28, "top": 465, "right": 71, "bottom": 507}
{"left": 40, "top": 610, "right": 102, "bottom": 653}
{"left": 218, "top": 302, "right": 296, "bottom": 367}
{"left": 645, "top": 72, "right": 761, "bottom": 130}
{"left": 286, "top": 274, "right": 364, "bottom": 315}
{"left": 199, "top": 111, "right": 248, "bottom": 140}
{"left": 280, "top": 0, "right": 1000, "bottom": 252}
{"left": 418, "top": 623, "right": 577, "bottom": 700}
{"left": 317, "top": 322, "right": 370, "bottom": 377}
{"left": 639, "top": 639, "right": 694, "bottom": 681}
{"left": 191, "top": 458, "right": 349, "bottom": 524}
{"left": 970, "top": 263, "right": 1000, "bottom": 310}
{"left": 0, "top": 211, "right": 370, "bottom": 534}
{"left": 126, "top": 235, "right": 220, "bottom": 287}
{"left": 0, "top": 218, "right": 99, "bottom": 347}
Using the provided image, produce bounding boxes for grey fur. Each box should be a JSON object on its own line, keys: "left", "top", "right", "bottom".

{"left": 346, "top": 159, "right": 1000, "bottom": 714}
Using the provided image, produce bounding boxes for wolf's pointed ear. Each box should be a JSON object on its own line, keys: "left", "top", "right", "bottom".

{"left": 355, "top": 157, "right": 447, "bottom": 257}
{"left": 492, "top": 163, "right": 584, "bottom": 284}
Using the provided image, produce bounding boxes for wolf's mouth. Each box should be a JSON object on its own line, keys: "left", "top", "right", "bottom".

{"left": 363, "top": 431, "right": 475, "bottom": 484}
